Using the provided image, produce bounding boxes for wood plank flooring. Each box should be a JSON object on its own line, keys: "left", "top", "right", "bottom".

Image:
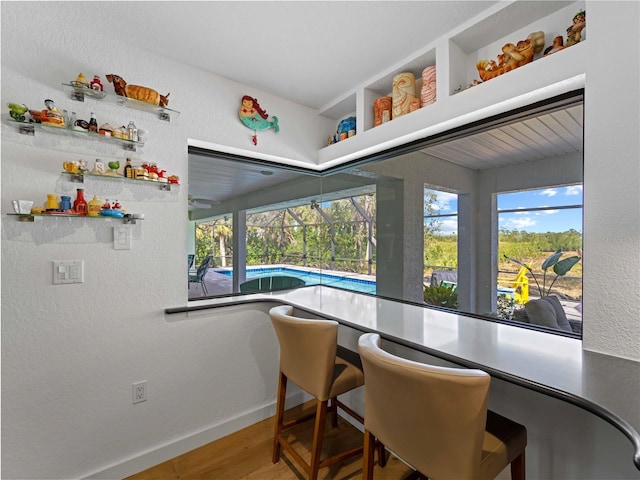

{"left": 125, "top": 401, "right": 414, "bottom": 480}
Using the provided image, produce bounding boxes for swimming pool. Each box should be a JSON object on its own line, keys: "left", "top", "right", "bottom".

{"left": 219, "top": 267, "right": 377, "bottom": 294}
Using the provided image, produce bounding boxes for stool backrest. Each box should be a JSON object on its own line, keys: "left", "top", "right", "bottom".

{"left": 358, "top": 333, "right": 491, "bottom": 480}
{"left": 269, "top": 305, "right": 338, "bottom": 401}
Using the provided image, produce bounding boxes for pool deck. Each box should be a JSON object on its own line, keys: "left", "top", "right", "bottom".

{"left": 188, "top": 264, "right": 582, "bottom": 324}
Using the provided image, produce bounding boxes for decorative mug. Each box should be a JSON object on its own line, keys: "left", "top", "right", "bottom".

{"left": 63, "top": 161, "right": 80, "bottom": 173}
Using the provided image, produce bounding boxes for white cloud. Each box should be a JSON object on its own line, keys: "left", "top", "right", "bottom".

{"left": 504, "top": 217, "right": 536, "bottom": 229}
{"left": 543, "top": 209, "right": 560, "bottom": 215}
{"left": 539, "top": 188, "right": 557, "bottom": 197}
{"left": 434, "top": 191, "right": 457, "bottom": 213}
{"left": 565, "top": 185, "right": 583, "bottom": 196}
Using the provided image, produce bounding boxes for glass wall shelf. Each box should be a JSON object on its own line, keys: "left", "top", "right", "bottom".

{"left": 62, "top": 83, "right": 179, "bottom": 122}
{"left": 7, "top": 213, "right": 142, "bottom": 224}
{"left": 2, "top": 115, "right": 144, "bottom": 152}
{"left": 61, "top": 171, "right": 176, "bottom": 190}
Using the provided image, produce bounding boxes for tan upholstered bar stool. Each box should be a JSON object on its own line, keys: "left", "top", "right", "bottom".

{"left": 269, "top": 305, "right": 366, "bottom": 480}
{"left": 358, "top": 333, "right": 527, "bottom": 480}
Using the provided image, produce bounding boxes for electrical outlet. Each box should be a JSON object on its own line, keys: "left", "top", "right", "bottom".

{"left": 132, "top": 381, "right": 147, "bottom": 404}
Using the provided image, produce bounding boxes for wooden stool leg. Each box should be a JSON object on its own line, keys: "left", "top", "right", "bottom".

{"left": 363, "top": 429, "right": 376, "bottom": 480}
{"left": 377, "top": 440, "right": 387, "bottom": 467}
{"left": 511, "top": 452, "right": 526, "bottom": 480}
{"left": 309, "top": 400, "right": 328, "bottom": 480}
{"left": 272, "top": 372, "right": 287, "bottom": 464}
{"left": 330, "top": 396, "right": 338, "bottom": 428}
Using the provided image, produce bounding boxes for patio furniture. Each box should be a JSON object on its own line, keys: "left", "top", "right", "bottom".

{"left": 240, "top": 275, "right": 305, "bottom": 293}
{"left": 189, "top": 256, "right": 213, "bottom": 295}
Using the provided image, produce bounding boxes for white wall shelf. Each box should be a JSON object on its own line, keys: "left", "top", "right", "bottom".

{"left": 316, "top": 0, "right": 586, "bottom": 166}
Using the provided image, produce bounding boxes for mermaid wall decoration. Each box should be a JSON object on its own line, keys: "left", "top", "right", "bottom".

{"left": 239, "top": 95, "right": 279, "bottom": 145}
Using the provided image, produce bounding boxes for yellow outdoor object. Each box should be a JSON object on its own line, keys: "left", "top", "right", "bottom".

{"left": 511, "top": 264, "right": 530, "bottom": 304}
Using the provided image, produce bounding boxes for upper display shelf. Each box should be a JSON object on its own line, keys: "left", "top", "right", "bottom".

{"left": 62, "top": 83, "right": 180, "bottom": 122}
{"left": 317, "top": 0, "right": 586, "bottom": 164}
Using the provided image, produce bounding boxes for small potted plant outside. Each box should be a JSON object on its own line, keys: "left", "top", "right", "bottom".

{"left": 423, "top": 281, "right": 458, "bottom": 309}
{"left": 504, "top": 250, "right": 581, "bottom": 332}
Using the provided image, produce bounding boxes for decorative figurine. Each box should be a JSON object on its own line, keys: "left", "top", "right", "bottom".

{"left": 392, "top": 72, "right": 417, "bottom": 119}
{"left": 543, "top": 36, "right": 565, "bottom": 56}
{"left": 566, "top": 10, "right": 586, "bottom": 47}
{"left": 373, "top": 96, "right": 392, "bottom": 127}
{"left": 476, "top": 31, "right": 545, "bottom": 82}
{"left": 74, "top": 73, "right": 89, "bottom": 87}
{"left": 7, "top": 103, "right": 28, "bottom": 122}
{"left": 337, "top": 117, "right": 356, "bottom": 137}
{"left": 63, "top": 161, "right": 80, "bottom": 174}
{"left": 107, "top": 160, "right": 120, "bottom": 176}
{"left": 92, "top": 159, "right": 106, "bottom": 175}
{"left": 90, "top": 75, "right": 104, "bottom": 91}
{"left": 106, "top": 74, "right": 170, "bottom": 107}
{"left": 239, "top": 95, "right": 279, "bottom": 145}
{"left": 420, "top": 66, "right": 437, "bottom": 107}
{"left": 40, "top": 99, "right": 65, "bottom": 127}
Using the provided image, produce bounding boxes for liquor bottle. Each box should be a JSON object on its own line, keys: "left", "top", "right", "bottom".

{"left": 88, "top": 112, "right": 98, "bottom": 133}
{"left": 73, "top": 188, "right": 88, "bottom": 215}
{"left": 123, "top": 158, "right": 132, "bottom": 178}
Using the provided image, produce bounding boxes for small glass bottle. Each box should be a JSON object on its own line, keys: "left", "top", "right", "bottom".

{"left": 123, "top": 158, "right": 132, "bottom": 178}
{"left": 88, "top": 112, "right": 98, "bottom": 133}
{"left": 127, "top": 121, "right": 138, "bottom": 142}
{"left": 73, "top": 188, "right": 88, "bottom": 215}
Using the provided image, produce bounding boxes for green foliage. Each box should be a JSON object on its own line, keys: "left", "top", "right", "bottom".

{"left": 505, "top": 249, "right": 581, "bottom": 297}
{"left": 496, "top": 294, "right": 516, "bottom": 320}
{"left": 423, "top": 282, "right": 458, "bottom": 309}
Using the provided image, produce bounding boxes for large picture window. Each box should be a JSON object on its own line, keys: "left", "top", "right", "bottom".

{"left": 497, "top": 185, "right": 583, "bottom": 334}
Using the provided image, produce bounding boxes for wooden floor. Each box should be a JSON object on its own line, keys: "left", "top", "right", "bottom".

{"left": 126, "top": 401, "right": 414, "bottom": 480}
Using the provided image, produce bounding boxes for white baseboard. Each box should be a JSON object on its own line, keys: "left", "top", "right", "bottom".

{"left": 84, "top": 393, "right": 306, "bottom": 480}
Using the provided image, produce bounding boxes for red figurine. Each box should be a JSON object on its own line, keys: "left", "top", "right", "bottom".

{"left": 90, "top": 75, "right": 104, "bottom": 91}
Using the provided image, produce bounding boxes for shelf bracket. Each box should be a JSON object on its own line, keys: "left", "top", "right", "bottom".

{"left": 123, "top": 216, "right": 138, "bottom": 225}
{"left": 158, "top": 111, "right": 171, "bottom": 122}
{"left": 17, "top": 215, "right": 35, "bottom": 222}
{"left": 159, "top": 183, "right": 171, "bottom": 191}
{"left": 19, "top": 124, "right": 35, "bottom": 136}
{"left": 71, "top": 89, "right": 85, "bottom": 102}
{"left": 69, "top": 174, "right": 84, "bottom": 183}
{"left": 124, "top": 144, "right": 137, "bottom": 152}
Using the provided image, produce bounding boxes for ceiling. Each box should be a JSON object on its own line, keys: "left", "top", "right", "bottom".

{"left": 102, "top": 1, "right": 499, "bottom": 110}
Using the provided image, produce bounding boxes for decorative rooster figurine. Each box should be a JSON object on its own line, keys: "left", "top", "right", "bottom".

{"left": 239, "top": 95, "right": 279, "bottom": 145}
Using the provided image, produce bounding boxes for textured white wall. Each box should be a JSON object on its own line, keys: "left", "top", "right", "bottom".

{"left": 581, "top": 1, "right": 640, "bottom": 359}
{"left": 0, "top": 3, "right": 329, "bottom": 479}
{"left": 1, "top": 1, "right": 639, "bottom": 479}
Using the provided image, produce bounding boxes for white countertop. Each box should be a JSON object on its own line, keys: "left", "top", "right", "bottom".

{"left": 173, "top": 285, "right": 640, "bottom": 469}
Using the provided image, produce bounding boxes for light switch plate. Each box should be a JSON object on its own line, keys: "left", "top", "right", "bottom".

{"left": 53, "top": 260, "right": 84, "bottom": 284}
{"left": 114, "top": 225, "right": 132, "bottom": 250}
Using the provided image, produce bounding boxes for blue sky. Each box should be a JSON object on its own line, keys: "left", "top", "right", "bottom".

{"left": 425, "top": 186, "right": 583, "bottom": 235}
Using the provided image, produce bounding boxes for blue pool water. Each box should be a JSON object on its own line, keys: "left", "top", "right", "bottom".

{"left": 219, "top": 267, "right": 376, "bottom": 294}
